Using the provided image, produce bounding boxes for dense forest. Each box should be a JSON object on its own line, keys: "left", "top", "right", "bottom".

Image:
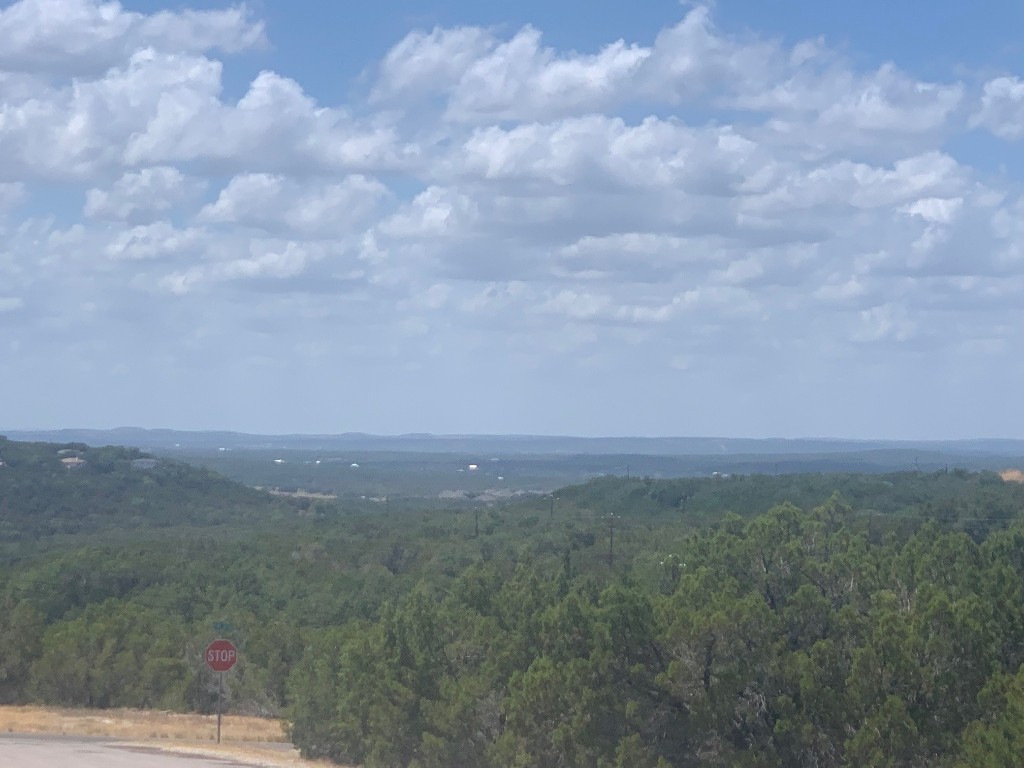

{"left": 3, "top": 436, "right": 1024, "bottom": 766}
{"left": 0, "top": 437, "right": 292, "bottom": 549}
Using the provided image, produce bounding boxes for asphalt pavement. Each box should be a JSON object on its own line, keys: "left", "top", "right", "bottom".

{"left": 0, "top": 735, "right": 250, "bottom": 767}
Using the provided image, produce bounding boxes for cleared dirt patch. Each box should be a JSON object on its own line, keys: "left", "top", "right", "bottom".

{"left": 1000, "top": 469, "right": 1024, "bottom": 483}
{"left": 262, "top": 488, "right": 338, "bottom": 500}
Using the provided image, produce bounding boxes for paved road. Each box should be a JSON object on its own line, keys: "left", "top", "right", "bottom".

{"left": 0, "top": 735, "right": 249, "bottom": 767}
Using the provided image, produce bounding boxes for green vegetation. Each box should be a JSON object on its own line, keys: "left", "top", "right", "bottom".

{"left": 3, "top": 435, "right": 1024, "bottom": 766}
{"left": 0, "top": 437, "right": 291, "bottom": 550}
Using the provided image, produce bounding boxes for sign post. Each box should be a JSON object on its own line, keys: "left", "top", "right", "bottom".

{"left": 205, "top": 639, "right": 238, "bottom": 744}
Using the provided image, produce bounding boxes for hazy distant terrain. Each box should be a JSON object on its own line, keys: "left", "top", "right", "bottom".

{"left": 6, "top": 429, "right": 1024, "bottom": 499}
{"left": 9, "top": 428, "right": 1024, "bottom": 457}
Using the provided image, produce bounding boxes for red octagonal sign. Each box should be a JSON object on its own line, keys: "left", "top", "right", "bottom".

{"left": 205, "top": 639, "right": 237, "bottom": 672}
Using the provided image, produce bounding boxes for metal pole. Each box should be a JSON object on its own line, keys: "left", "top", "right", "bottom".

{"left": 217, "top": 671, "right": 223, "bottom": 744}
{"left": 608, "top": 515, "right": 615, "bottom": 567}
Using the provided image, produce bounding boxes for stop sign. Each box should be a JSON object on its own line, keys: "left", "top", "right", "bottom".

{"left": 205, "top": 639, "right": 237, "bottom": 672}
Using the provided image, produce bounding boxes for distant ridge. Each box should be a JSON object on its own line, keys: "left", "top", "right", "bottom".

{"left": 4, "top": 428, "right": 1024, "bottom": 458}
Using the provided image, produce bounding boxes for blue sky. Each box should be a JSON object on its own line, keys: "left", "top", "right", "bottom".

{"left": 2, "top": 0, "right": 1024, "bottom": 438}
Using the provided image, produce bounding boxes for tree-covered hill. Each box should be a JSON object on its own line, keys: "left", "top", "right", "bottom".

{"left": 557, "top": 470, "right": 1024, "bottom": 528}
{"left": 4, "top": 458, "right": 1024, "bottom": 766}
{"left": 0, "top": 436, "right": 292, "bottom": 549}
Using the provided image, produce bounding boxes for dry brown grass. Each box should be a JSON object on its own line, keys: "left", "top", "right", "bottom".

{"left": 0, "top": 706, "right": 351, "bottom": 767}
{"left": 1000, "top": 469, "right": 1024, "bottom": 483}
{"left": 0, "top": 704, "right": 287, "bottom": 742}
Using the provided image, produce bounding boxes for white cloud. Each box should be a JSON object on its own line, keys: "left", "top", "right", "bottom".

{"left": 124, "top": 69, "right": 410, "bottom": 173}
{"left": 748, "top": 64, "right": 963, "bottom": 158}
{"left": 0, "top": 47, "right": 410, "bottom": 181}
{"left": 200, "top": 173, "right": 389, "bottom": 237}
{"left": 372, "top": 7, "right": 783, "bottom": 124}
{"left": 160, "top": 240, "right": 315, "bottom": 294}
{"left": 444, "top": 26, "right": 649, "bottom": 122}
{"left": 810, "top": 67, "right": 962, "bottom": 137}
{"left": 85, "top": 166, "right": 202, "bottom": 220}
{"left": 373, "top": 26, "right": 497, "bottom": 102}
{"left": 991, "top": 197, "right": 1024, "bottom": 269}
{"left": 854, "top": 304, "right": 917, "bottom": 342}
{"left": 904, "top": 196, "right": 963, "bottom": 224}
{"left": 972, "top": 76, "right": 1024, "bottom": 140}
{"left": 459, "top": 280, "right": 527, "bottom": 314}
{"left": 814, "top": 276, "right": 867, "bottom": 305}
{"left": 0, "top": 0, "right": 263, "bottom": 76}
{"left": 136, "top": 4, "right": 265, "bottom": 55}
{"left": 451, "top": 115, "right": 771, "bottom": 193}
{"left": 639, "top": 6, "right": 780, "bottom": 104}
{"left": 378, "top": 186, "right": 478, "bottom": 239}
{"left": 741, "top": 152, "right": 967, "bottom": 218}
{"left": 104, "top": 220, "right": 203, "bottom": 261}
{"left": 0, "top": 48, "right": 224, "bottom": 179}
{"left": 714, "top": 256, "right": 764, "bottom": 285}
{"left": 556, "top": 233, "right": 724, "bottom": 282}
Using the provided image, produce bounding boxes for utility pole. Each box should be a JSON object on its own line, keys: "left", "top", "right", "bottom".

{"left": 474, "top": 508, "right": 480, "bottom": 538}
{"left": 606, "top": 513, "right": 619, "bottom": 566}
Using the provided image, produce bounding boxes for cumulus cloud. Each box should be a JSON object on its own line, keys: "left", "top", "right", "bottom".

{"left": 0, "top": 0, "right": 263, "bottom": 75}
{"left": 85, "top": 167, "right": 203, "bottom": 221}
{"left": 124, "top": 69, "right": 411, "bottom": 173}
{"left": 104, "top": 221, "right": 204, "bottom": 261}
{"left": 444, "top": 26, "right": 650, "bottom": 122}
{"left": 639, "top": 6, "right": 780, "bottom": 104}
{"left": 972, "top": 76, "right": 1024, "bottom": 140}
{"left": 160, "top": 240, "right": 317, "bottom": 294}
{"left": 373, "top": 26, "right": 497, "bottom": 102}
{"left": 199, "top": 173, "right": 389, "bottom": 237}
{"left": 378, "top": 186, "right": 478, "bottom": 239}
{"left": 0, "top": 48, "right": 411, "bottom": 182}
{"left": 450, "top": 116, "right": 770, "bottom": 191}
{"left": 0, "top": 48, "right": 224, "bottom": 179}
{"left": 855, "top": 303, "right": 917, "bottom": 343}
